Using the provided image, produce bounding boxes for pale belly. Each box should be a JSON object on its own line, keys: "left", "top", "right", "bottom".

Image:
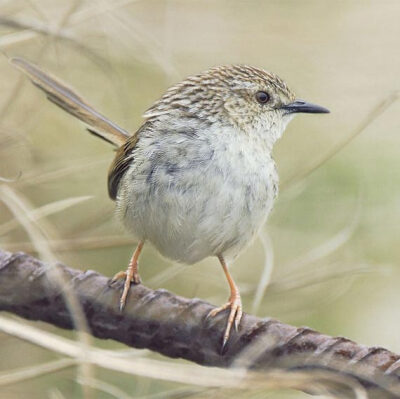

{"left": 116, "top": 129, "right": 278, "bottom": 264}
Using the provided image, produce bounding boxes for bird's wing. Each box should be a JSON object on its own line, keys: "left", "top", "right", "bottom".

{"left": 11, "top": 57, "right": 130, "bottom": 147}
{"left": 107, "top": 122, "right": 152, "bottom": 200}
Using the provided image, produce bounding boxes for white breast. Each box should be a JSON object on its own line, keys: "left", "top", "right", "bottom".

{"left": 117, "top": 122, "right": 278, "bottom": 264}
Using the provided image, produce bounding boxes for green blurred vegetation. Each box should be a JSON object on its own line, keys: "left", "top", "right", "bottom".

{"left": 0, "top": 0, "right": 399, "bottom": 398}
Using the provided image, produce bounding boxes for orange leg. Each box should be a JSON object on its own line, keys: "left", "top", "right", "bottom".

{"left": 207, "top": 255, "right": 243, "bottom": 350}
{"left": 111, "top": 240, "right": 144, "bottom": 311}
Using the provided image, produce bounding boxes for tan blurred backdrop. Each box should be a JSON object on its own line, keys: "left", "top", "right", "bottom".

{"left": 0, "top": 0, "right": 399, "bottom": 398}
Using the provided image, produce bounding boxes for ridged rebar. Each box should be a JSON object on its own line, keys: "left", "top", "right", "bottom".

{"left": 0, "top": 249, "right": 399, "bottom": 398}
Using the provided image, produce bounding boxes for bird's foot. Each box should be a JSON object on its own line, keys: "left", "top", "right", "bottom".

{"left": 110, "top": 269, "right": 142, "bottom": 285}
{"left": 109, "top": 262, "right": 141, "bottom": 311}
{"left": 207, "top": 293, "right": 242, "bottom": 352}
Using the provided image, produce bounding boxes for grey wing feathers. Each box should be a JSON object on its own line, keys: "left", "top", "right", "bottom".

{"left": 11, "top": 57, "right": 129, "bottom": 147}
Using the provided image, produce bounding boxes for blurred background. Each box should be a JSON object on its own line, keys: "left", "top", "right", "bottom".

{"left": 0, "top": 0, "right": 399, "bottom": 398}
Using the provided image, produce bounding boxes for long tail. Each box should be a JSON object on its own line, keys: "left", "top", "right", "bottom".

{"left": 11, "top": 57, "right": 129, "bottom": 147}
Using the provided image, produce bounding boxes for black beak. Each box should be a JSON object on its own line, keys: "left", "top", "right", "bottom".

{"left": 282, "top": 99, "right": 330, "bottom": 114}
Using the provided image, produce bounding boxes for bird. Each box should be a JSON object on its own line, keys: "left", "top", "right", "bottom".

{"left": 11, "top": 58, "right": 329, "bottom": 350}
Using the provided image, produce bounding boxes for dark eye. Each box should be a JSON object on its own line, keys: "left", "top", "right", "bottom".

{"left": 255, "top": 91, "right": 270, "bottom": 104}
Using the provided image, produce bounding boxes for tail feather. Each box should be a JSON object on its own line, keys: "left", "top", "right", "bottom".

{"left": 11, "top": 57, "right": 129, "bottom": 147}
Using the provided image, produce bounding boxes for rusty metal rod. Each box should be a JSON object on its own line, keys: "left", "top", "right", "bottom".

{"left": 0, "top": 249, "right": 399, "bottom": 397}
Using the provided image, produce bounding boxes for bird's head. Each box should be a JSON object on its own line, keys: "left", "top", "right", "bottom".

{"left": 144, "top": 64, "right": 329, "bottom": 148}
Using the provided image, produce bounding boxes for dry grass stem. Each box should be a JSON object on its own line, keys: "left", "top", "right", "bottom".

{"left": 0, "top": 316, "right": 369, "bottom": 398}
{"left": 0, "top": 185, "right": 94, "bottom": 397}
{"left": 0, "top": 195, "right": 92, "bottom": 236}
{"left": 282, "top": 91, "right": 399, "bottom": 189}
{"left": 251, "top": 229, "right": 275, "bottom": 314}
{"left": 0, "top": 358, "right": 76, "bottom": 387}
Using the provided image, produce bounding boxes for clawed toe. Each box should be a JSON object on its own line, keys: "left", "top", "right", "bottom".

{"left": 207, "top": 295, "right": 243, "bottom": 351}
{"left": 110, "top": 269, "right": 142, "bottom": 285}
{"left": 132, "top": 272, "right": 141, "bottom": 284}
{"left": 114, "top": 265, "right": 142, "bottom": 311}
{"left": 109, "top": 270, "right": 127, "bottom": 285}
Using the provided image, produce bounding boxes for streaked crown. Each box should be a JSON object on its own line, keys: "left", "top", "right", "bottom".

{"left": 144, "top": 65, "right": 296, "bottom": 131}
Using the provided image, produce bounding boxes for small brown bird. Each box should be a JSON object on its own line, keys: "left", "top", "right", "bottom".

{"left": 12, "top": 58, "right": 329, "bottom": 350}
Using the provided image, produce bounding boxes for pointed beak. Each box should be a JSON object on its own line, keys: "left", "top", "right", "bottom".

{"left": 282, "top": 99, "right": 330, "bottom": 115}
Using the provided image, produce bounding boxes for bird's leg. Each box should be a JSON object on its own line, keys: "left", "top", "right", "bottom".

{"left": 111, "top": 240, "right": 144, "bottom": 311}
{"left": 207, "top": 255, "right": 243, "bottom": 350}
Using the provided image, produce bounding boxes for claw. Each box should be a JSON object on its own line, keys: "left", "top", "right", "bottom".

{"left": 110, "top": 263, "right": 142, "bottom": 311}
{"left": 111, "top": 241, "right": 144, "bottom": 311}
{"left": 221, "top": 337, "right": 228, "bottom": 355}
{"left": 206, "top": 302, "right": 230, "bottom": 320}
{"left": 205, "top": 310, "right": 213, "bottom": 322}
{"left": 132, "top": 272, "right": 142, "bottom": 285}
{"left": 118, "top": 261, "right": 141, "bottom": 310}
{"left": 110, "top": 270, "right": 127, "bottom": 285}
{"left": 234, "top": 306, "right": 242, "bottom": 332}
{"left": 207, "top": 294, "right": 242, "bottom": 351}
